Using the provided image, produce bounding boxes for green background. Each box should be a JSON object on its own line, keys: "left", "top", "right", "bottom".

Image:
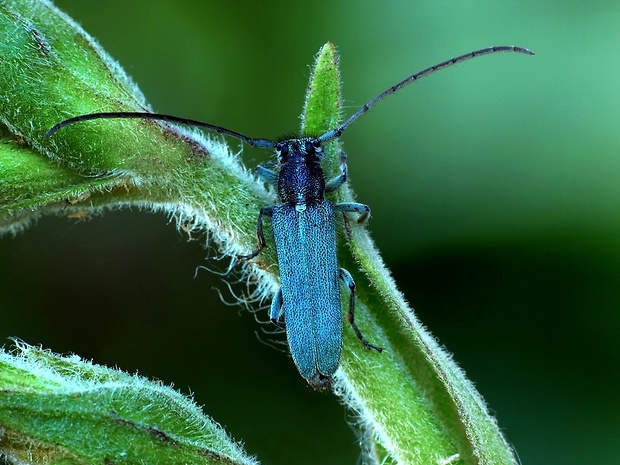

{"left": 2, "top": 1, "right": 619, "bottom": 464}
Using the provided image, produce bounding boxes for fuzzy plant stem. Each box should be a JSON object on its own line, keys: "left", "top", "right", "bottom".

{"left": 0, "top": 1, "right": 520, "bottom": 464}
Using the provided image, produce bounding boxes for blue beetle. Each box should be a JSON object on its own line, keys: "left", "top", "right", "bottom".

{"left": 249, "top": 139, "right": 380, "bottom": 388}
{"left": 46, "top": 45, "right": 533, "bottom": 388}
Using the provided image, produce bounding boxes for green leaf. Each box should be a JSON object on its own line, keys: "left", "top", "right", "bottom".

{"left": 0, "top": 0, "right": 272, "bottom": 264}
{"left": 0, "top": 341, "right": 258, "bottom": 465}
{"left": 301, "top": 41, "right": 341, "bottom": 137}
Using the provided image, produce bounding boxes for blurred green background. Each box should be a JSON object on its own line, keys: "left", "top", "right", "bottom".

{"left": 2, "top": 1, "right": 619, "bottom": 464}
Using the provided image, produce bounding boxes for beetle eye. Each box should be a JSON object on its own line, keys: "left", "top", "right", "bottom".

{"left": 304, "top": 141, "right": 314, "bottom": 153}
{"left": 277, "top": 143, "right": 289, "bottom": 156}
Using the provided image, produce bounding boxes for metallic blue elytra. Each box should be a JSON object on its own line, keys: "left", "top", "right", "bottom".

{"left": 45, "top": 45, "right": 534, "bottom": 389}
{"left": 271, "top": 200, "right": 342, "bottom": 384}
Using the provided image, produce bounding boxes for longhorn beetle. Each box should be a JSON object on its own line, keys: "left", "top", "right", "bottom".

{"left": 46, "top": 45, "right": 534, "bottom": 389}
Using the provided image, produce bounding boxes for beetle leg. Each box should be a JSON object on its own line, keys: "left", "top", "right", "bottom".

{"left": 239, "top": 205, "right": 274, "bottom": 260}
{"left": 325, "top": 150, "right": 348, "bottom": 193}
{"left": 269, "top": 288, "right": 285, "bottom": 326}
{"left": 339, "top": 268, "right": 382, "bottom": 353}
{"left": 256, "top": 163, "right": 278, "bottom": 186}
{"left": 334, "top": 201, "right": 371, "bottom": 225}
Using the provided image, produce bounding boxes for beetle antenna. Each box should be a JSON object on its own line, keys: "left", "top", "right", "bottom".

{"left": 44, "top": 111, "right": 276, "bottom": 149}
{"left": 318, "top": 45, "right": 534, "bottom": 142}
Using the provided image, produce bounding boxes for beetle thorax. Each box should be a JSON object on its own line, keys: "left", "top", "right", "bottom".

{"left": 276, "top": 139, "right": 326, "bottom": 205}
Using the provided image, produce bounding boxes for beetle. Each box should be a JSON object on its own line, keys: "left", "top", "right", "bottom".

{"left": 46, "top": 45, "right": 534, "bottom": 388}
